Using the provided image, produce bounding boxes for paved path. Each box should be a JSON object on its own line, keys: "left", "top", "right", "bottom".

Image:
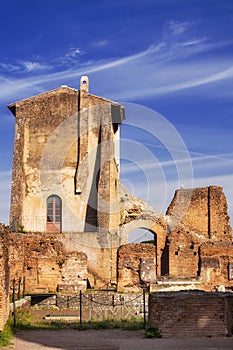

{"left": 1, "top": 329, "right": 233, "bottom": 350}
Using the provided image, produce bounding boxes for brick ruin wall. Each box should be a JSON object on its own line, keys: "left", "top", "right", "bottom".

{"left": 116, "top": 186, "right": 233, "bottom": 292}
{"left": 0, "top": 231, "right": 9, "bottom": 331}
{"left": 167, "top": 186, "right": 232, "bottom": 241}
{"left": 200, "top": 241, "right": 233, "bottom": 289}
{"left": 1, "top": 185, "right": 233, "bottom": 331}
{"left": 149, "top": 291, "right": 233, "bottom": 338}
{"left": 165, "top": 186, "right": 233, "bottom": 279}
{"left": 3, "top": 232, "right": 119, "bottom": 295}
{"left": 117, "top": 243, "right": 157, "bottom": 292}
{"left": 7, "top": 233, "right": 88, "bottom": 295}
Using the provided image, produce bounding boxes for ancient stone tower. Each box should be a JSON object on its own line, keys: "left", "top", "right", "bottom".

{"left": 8, "top": 76, "right": 124, "bottom": 234}
{"left": 8, "top": 76, "right": 125, "bottom": 285}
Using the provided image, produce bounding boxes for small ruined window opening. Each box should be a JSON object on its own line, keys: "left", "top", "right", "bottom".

{"left": 12, "top": 218, "right": 17, "bottom": 232}
{"left": 175, "top": 251, "right": 178, "bottom": 255}
{"left": 228, "top": 262, "right": 233, "bottom": 280}
{"left": 82, "top": 80, "right": 87, "bottom": 84}
{"left": 46, "top": 195, "right": 62, "bottom": 233}
{"left": 194, "top": 252, "right": 197, "bottom": 255}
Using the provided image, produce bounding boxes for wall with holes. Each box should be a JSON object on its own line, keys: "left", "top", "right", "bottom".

{"left": 8, "top": 233, "right": 88, "bottom": 294}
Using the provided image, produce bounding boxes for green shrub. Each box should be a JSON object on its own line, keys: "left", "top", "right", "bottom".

{"left": 145, "top": 326, "right": 162, "bottom": 338}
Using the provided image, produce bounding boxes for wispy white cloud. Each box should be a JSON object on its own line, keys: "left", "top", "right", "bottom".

{"left": 120, "top": 147, "right": 233, "bottom": 184}
{"left": 121, "top": 154, "right": 233, "bottom": 219}
{"left": 0, "top": 60, "right": 51, "bottom": 74}
{"left": 168, "top": 20, "right": 190, "bottom": 35}
{"left": 180, "top": 38, "right": 207, "bottom": 46}
{"left": 0, "top": 18, "right": 232, "bottom": 107}
{"left": 93, "top": 39, "right": 109, "bottom": 47}
{"left": 1, "top": 39, "right": 232, "bottom": 103}
{"left": 0, "top": 63, "right": 20, "bottom": 72}
{"left": 57, "top": 47, "right": 84, "bottom": 66}
{"left": 113, "top": 65, "right": 233, "bottom": 100}
{"left": 20, "top": 61, "right": 51, "bottom": 72}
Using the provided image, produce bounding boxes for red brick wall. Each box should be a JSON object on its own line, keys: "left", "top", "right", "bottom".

{"left": 166, "top": 186, "right": 232, "bottom": 278}
{"left": 200, "top": 241, "right": 233, "bottom": 289}
{"left": 8, "top": 233, "right": 87, "bottom": 294}
{"left": 149, "top": 291, "right": 233, "bottom": 338}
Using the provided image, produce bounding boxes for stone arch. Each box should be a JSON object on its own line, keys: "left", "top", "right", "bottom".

{"left": 119, "top": 217, "right": 167, "bottom": 277}
{"left": 118, "top": 185, "right": 168, "bottom": 277}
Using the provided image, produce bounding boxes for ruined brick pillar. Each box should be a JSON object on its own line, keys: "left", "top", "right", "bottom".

{"left": 0, "top": 233, "right": 9, "bottom": 331}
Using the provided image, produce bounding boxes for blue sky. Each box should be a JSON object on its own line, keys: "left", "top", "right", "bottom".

{"left": 1, "top": 0, "right": 233, "bottom": 237}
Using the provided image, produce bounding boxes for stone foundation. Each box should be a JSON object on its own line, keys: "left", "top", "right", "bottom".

{"left": 28, "top": 292, "right": 147, "bottom": 322}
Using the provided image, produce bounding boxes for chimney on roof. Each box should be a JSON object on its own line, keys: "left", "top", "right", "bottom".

{"left": 80, "top": 76, "right": 89, "bottom": 95}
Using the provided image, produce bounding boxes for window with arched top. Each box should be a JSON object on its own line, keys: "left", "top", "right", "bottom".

{"left": 46, "top": 195, "right": 62, "bottom": 233}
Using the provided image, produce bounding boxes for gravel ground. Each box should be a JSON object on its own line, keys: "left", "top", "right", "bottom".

{"left": 1, "top": 329, "right": 233, "bottom": 350}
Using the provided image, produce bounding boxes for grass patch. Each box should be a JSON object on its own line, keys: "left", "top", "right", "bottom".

{"left": 15, "top": 318, "right": 144, "bottom": 331}
{"left": 78, "top": 318, "right": 144, "bottom": 331}
{"left": 0, "top": 319, "right": 14, "bottom": 347}
{"left": 14, "top": 308, "right": 144, "bottom": 331}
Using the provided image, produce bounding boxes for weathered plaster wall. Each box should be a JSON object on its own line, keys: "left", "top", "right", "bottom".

{"left": 9, "top": 85, "right": 123, "bottom": 235}
{"left": 9, "top": 87, "right": 79, "bottom": 231}
{"left": 60, "top": 232, "right": 121, "bottom": 287}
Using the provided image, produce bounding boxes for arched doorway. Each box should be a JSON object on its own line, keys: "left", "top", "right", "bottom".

{"left": 128, "top": 228, "right": 155, "bottom": 244}
{"left": 119, "top": 218, "right": 167, "bottom": 277}
{"left": 117, "top": 226, "right": 158, "bottom": 292}
{"left": 127, "top": 226, "right": 158, "bottom": 275}
{"left": 46, "top": 195, "right": 62, "bottom": 233}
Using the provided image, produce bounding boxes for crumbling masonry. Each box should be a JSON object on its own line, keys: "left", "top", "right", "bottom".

{"left": 1, "top": 76, "right": 233, "bottom": 331}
